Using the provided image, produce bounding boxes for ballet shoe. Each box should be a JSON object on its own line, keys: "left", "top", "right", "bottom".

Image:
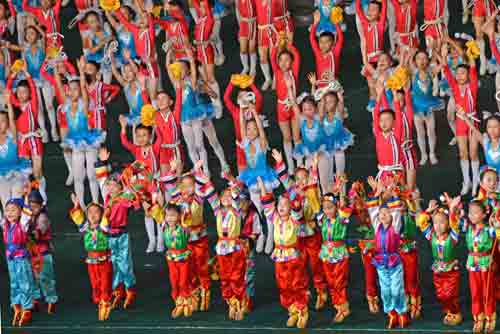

{"left": 386, "top": 310, "right": 398, "bottom": 329}
{"left": 314, "top": 288, "right": 327, "bottom": 310}
{"left": 333, "top": 302, "right": 351, "bottom": 323}
{"left": 429, "top": 154, "right": 438, "bottom": 165}
{"left": 286, "top": 305, "right": 298, "bottom": 327}
{"left": 296, "top": 307, "right": 309, "bottom": 329}
{"left": 460, "top": 182, "right": 471, "bottom": 196}
{"left": 12, "top": 304, "right": 22, "bottom": 326}
{"left": 146, "top": 239, "right": 156, "bottom": 253}
{"left": 123, "top": 288, "right": 136, "bottom": 309}
{"left": 65, "top": 173, "right": 74, "bottom": 186}
{"left": 419, "top": 155, "right": 428, "bottom": 166}
{"left": 261, "top": 80, "right": 272, "bottom": 91}
{"left": 18, "top": 309, "right": 32, "bottom": 326}
{"left": 47, "top": 303, "right": 56, "bottom": 314}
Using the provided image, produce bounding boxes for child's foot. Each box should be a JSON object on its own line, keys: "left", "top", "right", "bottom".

{"left": 215, "top": 55, "right": 225, "bottom": 66}
{"left": 183, "top": 297, "right": 193, "bottom": 317}
{"left": 32, "top": 299, "right": 40, "bottom": 312}
{"left": 12, "top": 305, "right": 21, "bottom": 326}
{"left": 172, "top": 298, "right": 184, "bottom": 318}
{"left": 51, "top": 129, "right": 60, "bottom": 142}
{"left": 62, "top": 0, "right": 70, "bottom": 6}
{"left": 462, "top": 11, "right": 469, "bottom": 24}
{"left": 460, "top": 182, "right": 471, "bottom": 196}
{"left": 333, "top": 303, "right": 350, "bottom": 323}
{"left": 386, "top": 310, "right": 398, "bottom": 329}
{"left": 199, "top": 288, "right": 210, "bottom": 311}
{"left": 123, "top": 288, "right": 136, "bottom": 309}
{"left": 367, "top": 296, "right": 380, "bottom": 314}
{"left": 261, "top": 80, "right": 272, "bottom": 91}
{"left": 444, "top": 312, "right": 462, "bottom": 326}
{"left": 480, "top": 62, "right": 487, "bottom": 76}
{"left": 473, "top": 314, "right": 485, "bottom": 333}
{"left": 410, "top": 296, "right": 422, "bottom": 319}
{"left": 47, "top": 303, "right": 56, "bottom": 314}
{"left": 429, "top": 154, "right": 438, "bottom": 165}
{"left": 485, "top": 314, "right": 496, "bottom": 332}
{"left": 449, "top": 137, "right": 457, "bottom": 146}
{"left": 314, "top": 289, "right": 327, "bottom": 310}
{"left": 286, "top": 305, "right": 298, "bottom": 327}
{"left": 419, "top": 155, "right": 428, "bottom": 166}
{"left": 41, "top": 129, "right": 50, "bottom": 144}
{"left": 146, "top": 239, "right": 156, "bottom": 253}
{"left": 18, "top": 309, "right": 32, "bottom": 326}
{"left": 156, "top": 243, "right": 165, "bottom": 253}
{"left": 111, "top": 286, "right": 125, "bottom": 309}
{"left": 65, "top": 173, "right": 74, "bottom": 186}
{"left": 472, "top": 181, "right": 480, "bottom": 196}
{"left": 399, "top": 312, "right": 409, "bottom": 328}
{"left": 296, "top": 307, "right": 309, "bottom": 329}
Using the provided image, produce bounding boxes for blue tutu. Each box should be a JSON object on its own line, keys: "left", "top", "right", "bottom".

{"left": 316, "top": 21, "right": 337, "bottom": 35}
{"left": 293, "top": 117, "right": 326, "bottom": 159}
{"left": 411, "top": 93, "right": 444, "bottom": 116}
{"left": 213, "top": 0, "right": 226, "bottom": 18}
{"left": 439, "top": 78, "right": 451, "bottom": 96}
{"left": 0, "top": 133, "right": 32, "bottom": 180}
{"left": 322, "top": 115, "right": 354, "bottom": 153}
{"left": 181, "top": 83, "right": 215, "bottom": 123}
{"left": 238, "top": 139, "right": 280, "bottom": 192}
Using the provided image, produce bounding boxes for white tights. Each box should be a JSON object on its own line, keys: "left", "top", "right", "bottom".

{"left": 182, "top": 120, "right": 208, "bottom": 174}
{"left": 211, "top": 19, "right": 224, "bottom": 61}
{"left": 0, "top": 177, "right": 25, "bottom": 212}
{"left": 37, "top": 84, "right": 57, "bottom": 139}
{"left": 201, "top": 119, "right": 228, "bottom": 171}
{"left": 72, "top": 149, "right": 100, "bottom": 207}
{"left": 317, "top": 152, "right": 346, "bottom": 194}
{"left": 414, "top": 113, "right": 437, "bottom": 160}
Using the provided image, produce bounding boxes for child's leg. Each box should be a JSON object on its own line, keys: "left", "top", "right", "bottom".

{"left": 400, "top": 249, "right": 421, "bottom": 318}
{"left": 63, "top": 149, "right": 74, "bottom": 186}
{"left": 0, "top": 178, "right": 13, "bottom": 209}
{"left": 386, "top": 1, "right": 397, "bottom": 54}
{"left": 202, "top": 119, "right": 228, "bottom": 172}
{"left": 414, "top": 115, "right": 428, "bottom": 164}
{"left": 85, "top": 150, "right": 99, "bottom": 203}
{"left": 36, "top": 87, "right": 49, "bottom": 143}
{"left": 474, "top": 21, "right": 487, "bottom": 75}
{"left": 181, "top": 122, "right": 201, "bottom": 166}
{"left": 245, "top": 249, "right": 257, "bottom": 300}
{"left": 302, "top": 234, "right": 327, "bottom": 306}
{"left": 144, "top": 215, "right": 156, "bottom": 253}
{"left": 457, "top": 136, "right": 471, "bottom": 194}
{"left": 156, "top": 221, "right": 164, "bottom": 252}
{"left": 120, "top": 233, "right": 136, "bottom": 291}
{"left": 212, "top": 18, "right": 225, "bottom": 65}
{"left": 258, "top": 47, "right": 272, "bottom": 90}
{"left": 462, "top": 0, "right": 469, "bottom": 23}
{"left": 376, "top": 267, "right": 393, "bottom": 313}
{"left": 361, "top": 251, "right": 380, "bottom": 313}
{"left": 167, "top": 260, "right": 180, "bottom": 302}
{"left": 249, "top": 35, "right": 257, "bottom": 77}
{"left": 205, "top": 64, "right": 223, "bottom": 118}
{"left": 469, "top": 133, "right": 480, "bottom": 195}
{"left": 240, "top": 37, "right": 250, "bottom": 74}
{"left": 323, "top": 258, "right": 350, "bottom": 321}
{"left": 278, "top": 121, "right": 295, "bottom": 175}
{"left": 334, "top": 151, "right": 346, "bottom": 178}
{"left": 447, "top": 97, "right": 457, "bottom": 143}
{"left": 496, "top": 71, "right": 500, "bottom": 112}
{"left": 389, "top": 263, "right": 408, "bottom": 315}
{"left": 72, "top": 150, "right": 87, "bottom": 207}
{"left": 189, "top": 238, "right": 211, "bottom": 310}
{"left": 192, "top": 120, "right": 210, "bottom": 176}
{"left": 425, "top": 113, "right": 438, "bottom": 163}
{"left": 32, "top": 155, "right": 47, "bottom": 201}
{"left": 41, "top": 83, "right": 58, "bottom": 141}
{"left": 39, "top": 254, "right": 58, "bottom": 305}
{"left": 469, "top": 270, "right": 485, "bottom": 327}
{"left": 8, "top": 258, "right": 35, "bottom": 311}
{"left": 318, "top": 152, "right": 332, "bottom": 193}
{"left": 87, "top": 263, "right": 101, "bottom": 304}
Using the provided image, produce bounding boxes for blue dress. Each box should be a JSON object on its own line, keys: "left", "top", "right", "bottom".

{"left": 116, "top": 25, "right": 137, "bottom": 65}
{"left": 180, "top": 80, "right": 214, "bottom": 124}
{"left": 24, "top": 45, "right": 45, "bottom": 87}
{"left": 322, "top": 113, "right": 354, "bottom": 153}
{"left": 61, "top": 99, "right": 105, "bottom": 151}
{"left": 483, "top": 135, "right": 500, "bottom": 174}
{"left": 315, "top": 0, "right": 337, "bottom": 34}
{"left": 0, "top": 132, "right": 32, "bottom": 180}
{"left": 411, "top": 72, "right": 444, "bottom": 116}
{"left": 0, "top": 63, "right": 6, "bottom": 90}
{"left": 367, "top": 90, "right": 393, "bottom": 113}
{"left": 238, "top": 138, "right": 279, "bottom": 192}
{"left": 84, "top": 28, "right": 111, "bottom": 64}
{"left": 124, "top": 81, "right": 144, "bottom": 126}
{"left": 294, "top": 116, "right": 325, "bottom": 158}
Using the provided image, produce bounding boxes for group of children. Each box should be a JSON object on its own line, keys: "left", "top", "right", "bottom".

{"left": 1, "top": 0, "right": 500, "bottom": 331}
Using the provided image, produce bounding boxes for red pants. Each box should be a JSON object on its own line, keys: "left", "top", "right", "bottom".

{"left": 257, "top": 25, "right": 277, "bottom": 48}
{"left": 239, "top": 20, "right": 257, "bottom": 40}
{"left": 400, "top": 249, "right": 421, "bottom": 298}
{"left": 196, "top": 43, "right": 215, "bottom": 65}
{"left": 433, "top": 270, "right": 460, "bottom": 314}
{"left": 188, "top": 237, "right": 211, "bottom": 290}
{"left": 360, "top": 250, "right": 379, "bottom": 298}
{"left": 87, "top": 260, "right": 112, "bottom": 304}
{"left": 167, "top": 259, "right": 192, "bottom": 300}
{"left": 18, "top": 137, "right": 43, "bottom": 158}
{"left": 217, "top": 249, "right": 247, "bottom": 302}
{"left": 323, "top": 258, "right": 349, "bottom": 306}
{"left": 473, "top": 0, "right": 496, "bottom": 17}
{"left": 469, "top": 270, "right": 496, "bottom": 316}
{"left": 275, "top": 258, "right": 308, "bottom": 310}
{"left": 298, "top": 233, "right": 326, "bottom": 290}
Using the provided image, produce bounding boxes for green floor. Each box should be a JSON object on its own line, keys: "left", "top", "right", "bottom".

{"left": 2, "top": 1, "right": 500, "bottom": 333}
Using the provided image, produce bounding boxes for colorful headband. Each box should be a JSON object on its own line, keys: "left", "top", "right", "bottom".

{"left": 322, "top": 194, "right": 338, "bottom": 204}
{"left": 68, "top": 7, "right": 103, "bottom": 29}
{"left": 47, "top": 32, "right": 65, "bottom": 41}
{"left": 480, "top": 165, "right": 499, "bottom": 179}
{"left": 296, "top": 92, "right": 311, "bottom": 105}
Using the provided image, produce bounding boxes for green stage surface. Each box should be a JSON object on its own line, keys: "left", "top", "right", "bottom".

{"left": 1, "top": 1, "right": 500, "bottom": 333}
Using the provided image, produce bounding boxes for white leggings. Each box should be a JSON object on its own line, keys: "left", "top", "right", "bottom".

{"left": 37, "top": 83, "right": 57, "bottom": 136}
{"left": 317, "top": 152, "right": 346, "bottom": 194}
{"left": 72, "top": 149, "right": 100, "bottom": 207}
{"left": 211, "top": 19, "right": 224, "bottom": 59}
{"left": 414, "top": 113, "right": 437, "bottom": 158}
{"left": 0, "top": 176, "right": 25, "bottom": 212}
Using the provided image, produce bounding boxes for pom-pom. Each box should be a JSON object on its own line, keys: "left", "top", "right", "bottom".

{"left": 141, "top": 104, "right": 156, "bottom": 127}
{"left": 465, "top": 40, "right": 480, "bottom": 61}
{"left": 168, "top": 62, "right": 183, "bottom": 81}
{"left": 386, "top": 66, "right": 410, "bottom": 90}
{"left": 231, "top": 74, "right": 253, "bottom": 89}
{"left": 278, "top": 31, "right": 288, "bottom": 50}
{"left": 100, "top": 0, "right": 120, "bottom": 11}
{"left": 46, "top": 46, "right": 61, "bottom": 59}
{"left": 151, "top": 5, "right": 162, "bottom": 18}
{"left": 330, "top": 6, "right": 344, "bottom": 24}
{"left": 11, "top": 59, "right": 24, "bottom": 73}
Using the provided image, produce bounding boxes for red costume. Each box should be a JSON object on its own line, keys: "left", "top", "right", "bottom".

{"left": 223, "top": 82, "right": 262, "bottom": 170}
{"left": 236, "top": 0, "right": 257, "bottom": 40}
{"left": 192, "top": 0, "right": 215, "bottom": 65}
{"left": 7, "top": 76, "right": 43, "bottom": 157}
{"left": 270, "top": 44, "right": 300, "bottom": 122}
{"left": 443, "top": 63, "right": 478, "bottom": 137}
{"left": 156, "top": 18, "right": 190, "bottom": 60}
{"left": 421, "top": 0, "right": 447, "bottom": 41}
{"left": 41, "top": 59, "right": 77, "bottom": 105}
{"left": 22, "top": 0, "right": 61, "bottom": 42}
{"left": 472, "top": 0, "right": 496, "bottom": 17}
{"left": 272, "top": 0, "right": 293, "bottom": 36}
{"left": 155, "top": 89, "right": 182, "bottom": 167}
{"left": 255, "top": 0, "right": 276, "bottom": 48}
{"left": 356, "top": 0, "right": 387, "bottom": 64}
{"left": 87, "top": 81, "right": 120, "bottom": 130}
{"left": 309, "top": 22, "right": 344, "bottom": 84}
{"left": 398, "top": 91, "right": 416, "bottom": 170}
{"left": 120, "top": 132, "right": 161, "bottom": 175}
{"left": 390, "top": 0, "right": 418, "bottom": 50}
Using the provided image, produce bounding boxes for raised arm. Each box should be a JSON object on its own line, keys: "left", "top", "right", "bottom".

{"left": 392, "top": 95, "right": 404, "bottom": 142}
{"left": 334, "top": 23, "right": 344, "bottom": 58}
{"left": 6, "top": 93, "right": 16, "bottom": 138}
{"left": 250, "top": 83, "right": 263, "bottom": 112}
{"left": 290, "top": 44, "right": 301, "bottom": 79}
{"left": 270, "top": 44, "right": 279, "bottom": 73}
{"left": 356, "top": 0, "right": 368, "bottom": 26}
{"left": 379, "top": 0, "right": 387, "bottom": 27}
{"left": 309, "top": 22, "right": 321, "bottom": 58}
{"left": 114, "top": 8, "right": 138, "bottom": 34}
{"left": 224, "top": 81, "right": 238, "bottom": 117}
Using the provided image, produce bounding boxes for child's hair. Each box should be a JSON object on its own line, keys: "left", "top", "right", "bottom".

{"left": 322, "top": 192, "right": 338, "bottom": 204}
{"left": 319, "top": 31, "right": 335, "bottom": 41}
{"left": 369, "top": 1, "right": 382, "bottom": 9}
{"left": 24, "top": 25, "right": 41, "bottom": 41}
{"left": 300, "top": 95, "right": 317, "bottom": 108}
{"left": 87, "top": 202, "right": 104, "bottom": 215}
{"left": 136, "top": 123, "right": 153, "bottom": 135}
{"left": 413, "top": 48, "right": 429, "bottom": 60}
{"left": 295, "top": 166, "right": 309, "bottom": 176}
{"left": 121, "top": 5, "right": 136, "bottom": 20}
{"left": 278, "top": 49, "right": 294, "bottom": 62}
{"left": 456, "top": 64, "right": 470, "bottom": 72}
{"left": 379, "top": 108, "right": 395, "bottom": 118}
{"left": 469, "top": 200, "right": 486, "bottom": 213}
{"left": 165, "top": 202, "right": 181, "bottom": 214}
{"left": 485, "top": 114, "right": 500, "bottom": 125}
{"left": 87, "top": 60, "right": 101, "bottom": 72}
{"left": 83, "top": 10, "right": 100, "bottom": 22}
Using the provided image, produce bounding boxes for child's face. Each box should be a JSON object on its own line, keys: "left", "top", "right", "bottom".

{"left": 433, "top": 212, "right": 449, "bottom": 236}
{"left": 40, "top": 0, "right": 52, "bottom": 9}
{"left": 17, "top": 85, "right": 31, "bottom": 103}
{"left": 377, "top": 54, "right": 391, "bottom": 71}
{"left": 295, "top": 169, "right": 308, "bottom": 189}
{"left": 0, "top": 114, "right": 8, "bottom": 133}
{"left": 481, "top": 171, "right": 498, "bottom": 193}
{"left": 25, "top": 27, "right": 38, "bottom": 44}
{"left": 456, "top": 67, "right": 469, "bottom": 85}
{"left": 55, "top": 61, "right": 67, "bottom": 74}
{"left": 378, "top": 207, "right": 393, "bottom": 226}
{"left": 322, "top": 200, "right": 337, "bottom": 219}
{"left": 278, "top": 53, "right": 292, "bottom": 71}
{"left": 5, "top": 203, "right": 21, "bottom": 222}
{"left": 135, "top": 128, "right": 151, "bottom": 147}
{"left": 29, "top": 201, "right": 42, "bottom": 215}
{"left": 106, "top": 179, "right": 122, "bottom": 196}
{"left": 137, "top": 15, "right": 148, "bottom": 29}
{"left": 246, "top": 120, "right": 259, "bottom": 141}
{"left": 324, "top": 94, "right": 338, "bottom": 113}
{"left": 220, "top": 189, "right": 232, "bottom": 207}
{"left": 277, "top": 196, "right": 291, "bottom": 217}
{"left": 468, "top": 204, "right": 485, "bottom": 224}
{"left": 68, "top": 81, "right": 81, "bottom": 100}
{"left": 85, "top": 63, "right": 98, "bottom": 77}
{"left": 123, "top": 64, "right": 136, "bottom": 82}
{"left": 302, "top": 101, "right": 316, "bottom": 118}
{"left": 379, "top": 112, "right": 395, "bottom": 132}
{"left": 86, "top": 13, "right": 100, "bottom": 30}
{"left": 415, "top": 52, "right": 429, "bottom": 69}
{"left": 396, "top": 92, "right": 405, "bottom": 107}
{"left": 319, "top": 35, "right": 333, "bottom": 54}
{"left": 87, "top": 205, "right": 102, "bottom": 226}
{"left": 450, "top": 46, "right": 460, "bottom": 58}
{"left": 165, "top": 208, "right": 180, "bottom": 226}
{"left": 367, "top": 3, "right": 380, "bottom": 21}
{"left": 157, "top": 93, "right": 173, "bottom": 110}
{"left": 486, "top": 119, "right": 500, "bottom": 140}
{"left": 181, "top": 177, "right": 195, "bottom": 195}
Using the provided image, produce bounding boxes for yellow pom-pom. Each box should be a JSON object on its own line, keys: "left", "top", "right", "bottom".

{"left": 465, "top": 40, "right": 480, "bottom": 61}
{"left": 386, "top": 66, "right": 409, "bottom": 90}
{"left": 46, "top": 46, "right": 60, "bottom": 59}
{"left": 168, "top": 62, "right": 183, "bottom": 81}
{"left": 11, "top": 59, "right": 24, "bottom": 74}
{"left": 141, "top": 104, "right": 156, "bottom": 127}
{"left": 100, "top": 0, "right": 120, "bottom": 11}
{"left": 330, "top": 6, "right": 344, "bottom": 24}
{"left": 278, "top": 31, "right": 288, "bottom": 49}
{"left": 231, "top": 74, "right": 242, "bottom": 86}
{"left": 151, "top": 5, "right": 162, "bottom": 18}
{"left": 238, "top": 74, "right": 253, "bottom": 89}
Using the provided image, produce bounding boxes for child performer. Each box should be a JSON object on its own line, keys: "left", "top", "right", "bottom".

{"left": 1, "top": 198, "right": 35, "bottom": 326}
{"left": 149, "top": 199, "right": 194, "bottom": 318}
{"left": 69, "top": 193, "right": 113, "bottom": 321}
{"left": 356, "top": 0, "right": 387, "bottom": 69}
{"left": 389, "top": 0, "right": 418, "bottom": 56}
{"left": 27, "top": 190, "right": 58, "bottom": 313}
{"left": 270, "top": 39, "right": 301, "bottom": 175}
{"left": 56, "top": 58, "right": 105, "bottom": 207}
{"left": 161, "top": 159, "right": 212, "bottom": 311}
{"left": 310, "top": 11, "right": 344, "bottom": 86}
{"left": 420, "top": 0, "right": 448, "bottom": 55}
{"left": 95, "top": 148, "right": 138, "bottom": 310}
{"left": 317, "top": 181, "right": 353, "bottom": 323}
{"left": 6, "top": 63, "right": 47, "bottom": 200}
{"left": 411, "top": 50, "right": 444, "bottom": 165}
{"left": 273, "top": 150, "right": 327, "bottom": 310}
{"left": 22, "top": 0, "right": 62, "bottom": 41}
{"left": 366, "top": 177, "right": 408, "bottom": 329}
{"left": 255, "top": 0, "right": 275, "bottom": 90}
{"left": 462, "top": 200, "right": 500, "bottom": 332}
{"left": 272, "top": 0, "right": 294, "bottom": 42}
{"left": 258, "top": 177, "right": 309, "bottom": 329}
{"left": 118, "top": 115, "right": 164, "bottom": 253}
{"left": 416, "top": 194, "right": 463, "bottom": 325}
{"left": 470, "top": 0, "right": 496, "bottom": 75}
{"left": 235, "top": 0, "right": 257, "bottom": 76}
{"left": 440, "top": 43, "right": 480, "bottom": 195}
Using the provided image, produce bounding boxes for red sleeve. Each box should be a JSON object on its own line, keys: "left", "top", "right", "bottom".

{"left": 7, "top": 0, "right": 17, "bottom": 17}
{"left": 65, "top": 60, "right": 77, "bottom": 75}
{"left": 22, "top": 0, "right": 39, "bottom": 17}
{"left": 373, "top": 97, "right": 382, "bottom": 136}
{"left": 309, "top": 23, "right": 321, "bottom": 58}
{"left": 115, "top": 9, "right": 138, "bottom": 34}
{"left": 147, "top": 15, "right": 156, "bottom": 50}
{"left": 251, "top": 83, "right": 263, "bottom": 113}
{"left": 223, "top": 82, "right": 238, "bottom": 117}
{"left": 490, "top": 36, "right": 500, "bottom": 63}
{"left": 103, "top": 84, "right": 120, "bottom": 103}
{"left": 120, "top": 131, "right": 137, "bottom": 154}
{"left": 356, "top": 0, "right": 368, "bottom": 26}
{"left": 140, "top": 89, "right": 150, "bottom": 105}
{"left": 41, "top": 61, "right": 64, "bottom": 104}
{"left": 270, "top": 45, "right": 279, "bottom": 73}
{"left": 6, "top": 76, "right": 20, "bottom": 106}
{"left": 334, "top": 23, "right": 344, "bottom": 70}
{"left": 291, "top": 45, "right": 301, "bottom": 79}
{"left": 59, "top": 109, "right": 68, "bottom": 129}
{"left": 152, "top": 130, "right": 162, "bottom": 155}
{"left": 393, "top": 99, "right": 403, "bottom": 142}
{"left": 469, "top": 64, "right": 478, "bottom": 97}
{"left": 54, "top": 0, "right": 62, "bottom": 15}
{"left": 379, "top": 0, "right": 387, "bottom": 28}
{"left": 27, "top": 77, "right": 38, "bottom": 117}
{"left": 153, "top": 17, "right": 170, "bottom": 30}
{"left": 173, "top": 87, "right": 182, "bottom": 125}
{"left": 443, "top": 64, "right": 459, "bottom": 100}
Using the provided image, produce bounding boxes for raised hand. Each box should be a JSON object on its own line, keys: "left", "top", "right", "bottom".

{"left": 70, "top": 192, "right": 79, "bottom": 208}
{"left": 426, "top": 199, "right": 439, "bottom": 213}
{"left": 119, "top": 114, "right": 128, "bottom": 129}
{"left": 271, "top": 149, "right": 283, "bottom": 163}
{"left": 98, "top": 147, "right": 110, "bottom": 161}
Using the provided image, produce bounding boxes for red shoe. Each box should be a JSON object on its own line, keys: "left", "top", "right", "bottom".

{"left": 123, "top": 288, "right": 136, "bottom": 309}
{"left": 47, "top": 303, "right": 56, "bottom": 314}
{"left": 386, "top": 310, "right": 398, "bottom": 329}
{"left": 111, "top": 285, "right": 125, "bottom": 309}
{"left": 399, "top": 312, "right": 409, "bottom": 328}
{"left": 18, "top": 310, "right": 32, "bottom": 326}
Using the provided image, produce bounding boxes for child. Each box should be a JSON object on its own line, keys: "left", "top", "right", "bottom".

{"left": 150, "top": 199, "right": 194, "bottom": 318}
{"left": 389, "top": 0, "right": 418, "bottom": 55}
{"left": 22, "top": 0, "right": 62, "bottom": 39}
{"left": 270, "top": 40, "right": 301, "bottom": 175}
{"left": 258, "top": 177, "right": 309, "bottom": 329}
{"left": 411, "top": 50, "right": 444, "bottom": 165}
{"left": 314, "top": 0, "right": 342, "bottom": 35}
{"left": 255, "top": 0, "right": 275, "bottom": 90}
{"left": 317, "top": 184, "right": 353, "bottom": 323}
{"left": 56, "top": 58, "right": 105, "bottom": 207}
{"left": 1, "top": 198, "right": 35, "bottom": 326}
{"left": 366, "top": 177, "right": 408, "bottom": 328}
{"left": 69, "top": 193, "right": 113, "bottom": 321}
{"left": 462, "top": 200, "right": 500, "bottom": 332}
{"left": 356, "top": 0, "right": 387, "bottom": 67}
{"left": 470, "top": 0, "right": 496, "bottom": 75}
{"left": 416, "top": 194, "right": 462, "bottom": 325}
{"left": 27, "top": 190, "right": 58, "bottom": 314}
{"left": 104, "top": 7, "right": 138, "bottom": 67}
{"left": 465, "top": 115, "right": 500, "bottom": 180}
{"left": 235, "top": 0, "right": 257, "bottom": 76}
{"left": 420, "top": 0, "right": 448, "bottom": 54}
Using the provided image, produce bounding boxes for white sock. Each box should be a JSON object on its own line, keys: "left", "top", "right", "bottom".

{"left": 283, "top": 142, "right": 295, "bottom": 175}
{"left": 417, "top": 133, "right": 427, "bottom": 158}
{"left": 427, "top": 114, "right": 437, "bottom": 156}
{"left": 471, "top": 160, "right": 480, "bottom": 185}
{"left": 38, "top": 176, "right": 47, "bottom": 203}
{"left": 145, "top": 216, "right": 156, "bottom": 247}
{"left": 460, "top": 160, "right": 471, "bottom": 185}
{"left": 260, "top": 63, "right": 272, "bottom": 82}
{"left": 318, "top": 153, "right": 332, "bottom": 194}
{"left": 86, "top": 151, "right": 100, "bottom": 203}
{"left": 478, "top": 39, "right": 487, "bottom": 69}
{"left": 209, "top": 81, "right": 223, "bottom": 119}
{"left": 240, "top": 53, "right": 249, "bottom": 73}
{"left": 334, "top": 151, "right": 346, "bottom": 175}
{"left": 202, "top": 120, "right": 228, "bottom": 171}
{"left": 63, "top": 151, "right": 73, "bottom": 178}
{"left": 156, "top": 222, "right": 164, "bottom": 251}
{"left": 250, "top": 53, "right": 257, "bottom": 76}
